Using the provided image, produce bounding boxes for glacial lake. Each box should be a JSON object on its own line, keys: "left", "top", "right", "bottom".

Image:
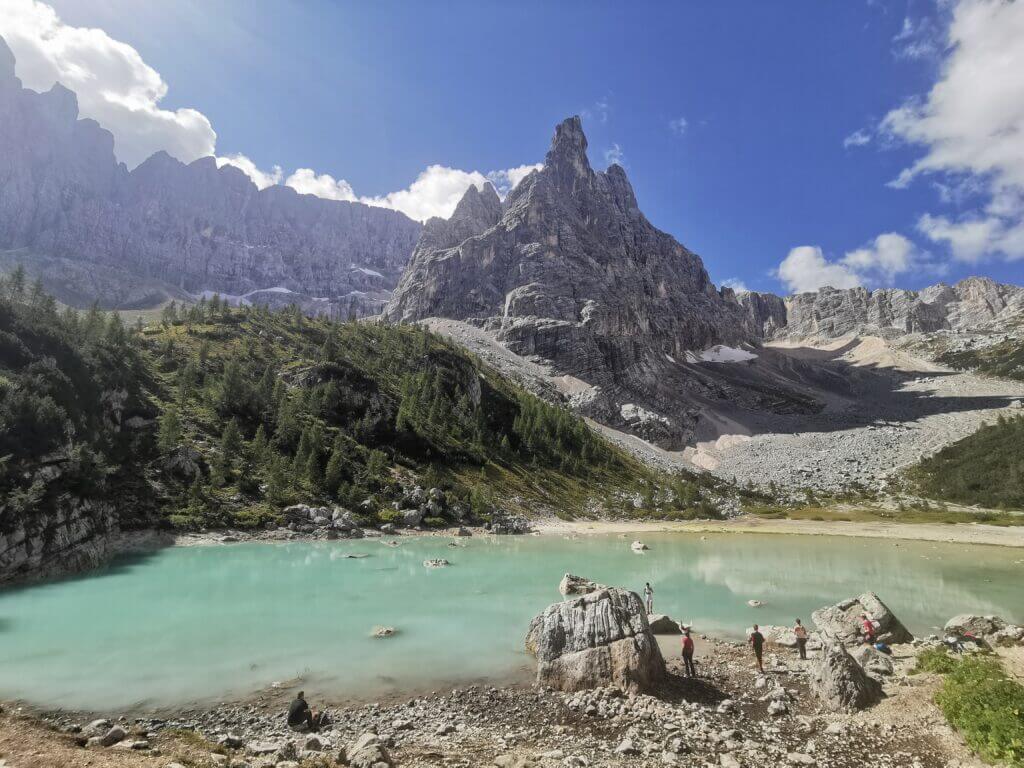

{"left": 1, "top": 531, "right": 1022, "bottom": 711}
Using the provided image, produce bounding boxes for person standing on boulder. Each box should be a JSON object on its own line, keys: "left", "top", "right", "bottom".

{"left": 681, "top": 628, "right": 697, "bottom": 677}
{"left": 794, "top": 618, "right": 809, "bottom": 660}
{"left": 643, "top": 582, "right": 654, "bottom": 614}
{"left": 860, "top": 613, "right": 876, "bottom": 644}
{"left": 749, "top": 624, "right": 765, "bottom": 673}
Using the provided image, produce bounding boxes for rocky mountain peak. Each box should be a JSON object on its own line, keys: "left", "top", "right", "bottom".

{"left": 452, "top": 181, "right": 502, "bottom": 224}
{"left": 0, "top": 36, "right": 16, "bottom": 86}
{"left": 545, "top": 115, "right": 592, "bottom": 190}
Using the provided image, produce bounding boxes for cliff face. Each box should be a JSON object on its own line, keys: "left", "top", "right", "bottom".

{"left": 0, "top": 37, "right": 421, "bottom": 315}
{"left": 751, "top": 278, "right": 1024, "bottom": 340}
{"left": 385, "top": 117, "right": 771, "bottom": 444}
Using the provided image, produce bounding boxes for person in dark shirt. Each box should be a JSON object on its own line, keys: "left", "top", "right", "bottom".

{"left": 749, "top": 624, "right": 765, "bottom": 673}
{"left": 287, "top": 691, "right": 328, "bottom": 732}
{"left": 681, "top": 628, "right": 697, "bottom": 678}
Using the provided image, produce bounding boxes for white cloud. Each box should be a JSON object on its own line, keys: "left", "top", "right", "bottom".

{"left": 892, "top": 14, "right": 942, "bottom": 60}
{"left": 776, "top": 233, "right": 938, "bottom": 294}
{"left": 669, "top": 117, "right": 688, "bottom": 136}
{"left": 284, "top": 168, "right": 357, "bottom": 201}
{"left": 215, "top": 154, "right": 282, "bottom": 190}
{"left": 720, "top": 278, "right": 748, "bottom": 294}
{"left": 0, "top": 0, "right": 216, "bottom": 167}
{"left": 881, "top": 0, "right": 1024, "bottom": 264}
{"left": 843, "top": 128, "right": 872, "bottom": 149}
{"left": 604, "top": 143, "right": 625, "bottom": 167}
{"left": 360, "top": 165, "right": 490, "bottom": 222}
{"left": 487, "top": 163, "right": 543, "bottom": 198}
{"left": 777, "top": 246, "right": 862, "bottom": 294}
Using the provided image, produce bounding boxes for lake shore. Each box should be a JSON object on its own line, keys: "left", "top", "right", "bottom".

{"left": 531, "top": 515, "right": 1024, "bottom": 548}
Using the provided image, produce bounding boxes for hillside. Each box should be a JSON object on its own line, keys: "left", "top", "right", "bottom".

{"left": 0, "top": 273, "right": 723, "bottom": 580}
{"left": 909, "top": 413, "right": 1024, "bottom": 510}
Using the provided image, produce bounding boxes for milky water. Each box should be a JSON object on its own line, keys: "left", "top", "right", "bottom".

{"left": 1, "top": 532, "right": 1021, "bottom": 711}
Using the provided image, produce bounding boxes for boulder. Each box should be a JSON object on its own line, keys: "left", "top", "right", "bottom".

{"left": 454, "top": 526, "right": 472, "bottom": 537}
{"left": 371, "top": 626, "right": 397, "bottom": 638}
{"left": 647, "top": 614, "right": 682, "bottom": 635}
{"left": 347, "top": 731, "right": 393, "bottom": 768}
{"left": 164, "top": 445, "right": 206, "bottom": 480}
{"left": 558, "top": 573, "right": 605, "bottom": 596}
{"left": 525, "top": 587, "right": 665, "bottom": 693}
{"left": 423, "top": 558, "right": 449, "bottom": 568}
{"left": 810, "top": 640, "right": 883, "bottom": 712}
{"left": 853, "top": 644, "right": 894, "bottom": 677}
{"left": 944, "top": 614, "right": 1007, "bottom": 638}
{"left": 100, "top": 725, "right": 127, "bottom": 747}
{"left": 811, "top": 592, "right": 912, "bottom": 646}
{"left": 400, "top": 508, "right": 424, "bottom": 528}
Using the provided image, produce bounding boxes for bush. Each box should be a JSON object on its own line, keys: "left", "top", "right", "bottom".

{"left": 912, "top": 647, "right": 958, "bottom": 675}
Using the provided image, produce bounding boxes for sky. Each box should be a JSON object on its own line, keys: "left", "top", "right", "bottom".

{"left": 1, "top": 0, "right": 1022, "bottom": 295}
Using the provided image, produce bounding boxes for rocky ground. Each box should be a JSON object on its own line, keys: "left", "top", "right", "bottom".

{"left": 1, "top": 638, "right": 986, "bottom": 768}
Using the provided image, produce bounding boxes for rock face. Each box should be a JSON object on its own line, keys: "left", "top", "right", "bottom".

{"left": 385, "top": 116, "right": 772, "bottom": 446}
{"left": 0, "top": 37, "right": 421, "bottom": 315}
{"left": 742, "top": 277, "right": 1024, "bottom": 340}
{"left": 811, "top": 592, "right": 913, "bottom": 646}
{"left": 558, "top": 573, "right": 605, "bottom": 596}
{"left": 525, "top": 587, "right": 665, "bottom": 693}
{"left": 811, "top": 641, "right": 884, "bottom": 712}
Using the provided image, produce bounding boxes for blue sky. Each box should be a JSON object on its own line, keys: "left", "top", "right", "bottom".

{"left": 3, "top": 0, "right": 1023, "bottom": 294}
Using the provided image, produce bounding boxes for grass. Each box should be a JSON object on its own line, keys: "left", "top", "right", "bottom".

{"left": 928, "top": 654, "right": 1024, "bottom": 767}
{"left": 745, "top": 502, "right": 1024, "bottom": 527}
{"left": 912, "top": 647, "right": 960, "bottom": 675}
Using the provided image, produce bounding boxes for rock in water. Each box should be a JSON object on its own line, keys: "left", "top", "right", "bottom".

{"left": 811, "top": 592, "right": 912, "bottom": 646}
{"left": 811, "top": 641, "right": 883, "bottom": 712}
{"left": 647, "top": 614, "right": 682, "bottom": 635}
{"left": 525, "top": 587, "right": 665, "bottom": 693}
{"left": 558, "top": 573, "right": 605, "bottom": 596}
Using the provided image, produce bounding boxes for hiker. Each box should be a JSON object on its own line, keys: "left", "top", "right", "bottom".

{"left": 860, "top": 613, "right": 876, "bottom": 644}
{"left": 681, "top": 628, "right": 697, "bottom": 677}
{"left": 287, "top": 691, "right": 329, "bottom": 732}
{"left": 749, "top": 623, "right": 765, "bottom": 673}
{"left": 794, "top": 618, "right": 809, "bottom": 660}
{"left": 643, "top": 582, "right": 654, "bottom": 614}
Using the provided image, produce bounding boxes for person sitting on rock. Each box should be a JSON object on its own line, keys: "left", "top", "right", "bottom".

{"left": 860, "top": 613, "right": 876, "bottom": 644}
{"left": 749, "top": 624, "right": 765, "bottom": 674}
{"left": 794, "top": 618, "right": 809, "bottom": 660}
{"left": 287, "top": 691, "right": 329, "bottom": 733}
{"left": 681, "top": 628, "right": 697, "bottom": 677}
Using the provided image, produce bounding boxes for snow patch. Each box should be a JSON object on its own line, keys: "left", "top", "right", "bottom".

{"left": 694, "top": 345, "right": 758, "bottom": 363}
{"left": 620, "top": 403, "right": 671, "bottom": 426}
{"left": 351, "top": 266, "right": 384, "bottom": 278}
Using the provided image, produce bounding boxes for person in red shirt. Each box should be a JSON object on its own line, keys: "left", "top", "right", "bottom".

{"left": 860, "top": 613, "right": 875, "bottom": 643}
{"left": 681, "top": 628, "right": 696, "bottom": 678}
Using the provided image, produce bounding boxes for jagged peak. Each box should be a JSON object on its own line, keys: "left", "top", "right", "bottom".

{"left": 450, "top": 181, "right": 501, "bottom": 223}
{"left": 545, "top": 116, "right": 592, "bottom": 187}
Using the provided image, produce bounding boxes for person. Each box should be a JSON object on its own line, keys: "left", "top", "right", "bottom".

{"left": 643, "top": 582, "right": 654, "bottom": 614}
{"left": 749, "top": 624, "right": 765, "bottom": 673}
{"left": 681, "top": 628, "right": 697, "bottom": 677}
{"left": 287, "top": 691, "right": 329, "bottom": 732}
{"left": 794, "top": 618, "right": 809, "bottom": 660}
{"left": 860, "top": 613, "right": 875, "bottom": 644}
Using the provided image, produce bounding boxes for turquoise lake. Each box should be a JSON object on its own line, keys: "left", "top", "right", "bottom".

{"left": 0, "top": 532, "right": 1021, "bottom": 711}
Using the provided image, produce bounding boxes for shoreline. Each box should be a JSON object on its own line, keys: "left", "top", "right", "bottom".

{"left": 531, "top": 515, "right": 1024, "bottom": 548}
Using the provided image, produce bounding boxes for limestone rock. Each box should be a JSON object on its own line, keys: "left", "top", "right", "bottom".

{"left": 558, "top": 573, "right": 605, "bottom": 596}
{"left": 811, "top": 592, "right": 912, "bottom": 646}
{"left": 853, "top": 645, "right": 894, "bottom": 677}
{"left": 810, "top": 641, "right": 883, "bottom": 712}
{"left": 647, "top": 614, "right": 682, "bottom": 635}
{"left": 346, "top": 731, "right": 393, "bottom": 768}
{"left": 944, "top": 614, "right": 1007, "bottom": 638}
{"left": 525, "top": 587, "right": 665, "bottom": 693}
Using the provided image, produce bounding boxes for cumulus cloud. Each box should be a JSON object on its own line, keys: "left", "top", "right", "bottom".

{"left": 775, "top": 233, "right": 935, "bottom": 294}
{"left": 720, "top": 278, "right": 749, "bottom": 294}
{"left": 284, "top": 168, "right": 357, "bottom": 201}
{"left": 669, "top": 117, "right": 688, "bottom": 136}
{"left": 843, "top": 129, "right": 872, "bottom": 149}
{"left": 216, "top": 154, "right": 282, "bottom": 190}
{"left": 881, "top": 0, "right": 1024, "bottom": 263}
{"left": 777, "top": 246, "right": 863, "bottom": 294}
{"left": 487, "top": 163, "right": 543, "bottom": 198}
{"left": 0, "top": 0, "right": 216, "bottom": 167}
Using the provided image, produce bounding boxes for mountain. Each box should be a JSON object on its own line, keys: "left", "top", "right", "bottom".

{"left": 741, "top": 278, "right": 1024, "bottom": 340}
{"left": 385, "top": 117, "right": 825, "bottom": 446}
{"left": 0, "top": 36, "right": 421, "bottom": 315}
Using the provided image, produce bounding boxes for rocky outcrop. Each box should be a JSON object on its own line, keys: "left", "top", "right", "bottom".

{"left": 811, "top": 592, "right": 913, "bottom": 646}
{"left": 747, "top": 278, "right": 1024, "bottom": 341}
{"left": 559, "top": 573, "right": 605, "bottom": 596}
{"left": 0, "top": 37, "right": 421, "bottom": 315}
{"left": 525, "top": 587, "right": 665, "bottom": 693}
{"left": 811, "top": 641, "right": 884, "bottom": 712}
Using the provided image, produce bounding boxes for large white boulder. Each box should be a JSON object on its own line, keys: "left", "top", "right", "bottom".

{"left": 811, "top": 592, "right": 912, "bottom": 646}
{"left": 811, "top": 641, "right": 884, "bottom": 712}
{"left": 558, "top": 573, "right": 605, "bottom": 596}
{"left": 526, "top": 587, "right": 665, "bottom": 693}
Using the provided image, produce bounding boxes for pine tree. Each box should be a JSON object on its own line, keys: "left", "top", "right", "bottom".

{"left": 158, "top": 406, "right": 182, "bottom": 453}
{"left": 221, "top": 418, "right": 242, "bottom": 466}
{"left": 249, "top": 424, "right": 270, "bottom": 465}
{"left": 324, "top": 435, "right": 347, "bottom": 496}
